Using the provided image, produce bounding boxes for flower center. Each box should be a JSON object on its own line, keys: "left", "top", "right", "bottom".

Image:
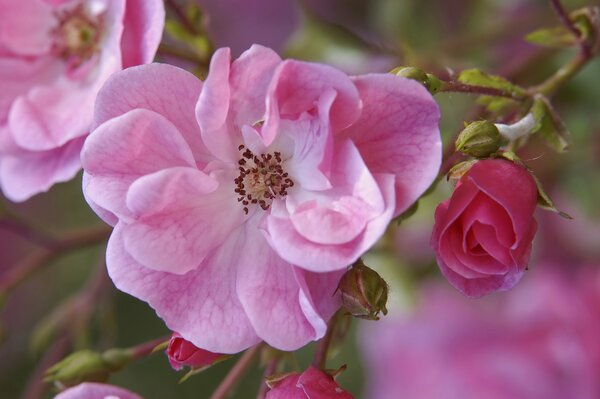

{"left": 53, "top": 5, "right": 102, "bottom": 68}
{"left": 234, "top": 145, "right": 294, "bottom": 215}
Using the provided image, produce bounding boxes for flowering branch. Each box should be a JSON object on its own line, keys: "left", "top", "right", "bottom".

{"left": 550, "top": 0, "right": 592, "bottom": 55}
{"left": 210, "top": 344, "right": 262, "bottom": 399}
{"left": 439, "top": 81, "right": 528, "bottom": 100}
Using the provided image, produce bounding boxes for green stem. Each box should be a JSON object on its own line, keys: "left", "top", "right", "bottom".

{"left": 312, "top": 315, "right": 338, "bottom": 370}
{"left": 439, "top": 81, "right": 528, "bottom": 100}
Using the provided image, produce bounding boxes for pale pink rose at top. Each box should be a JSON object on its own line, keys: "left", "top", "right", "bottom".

{"left": 82, "top": 45, "right": 441, "bottom": 353}
{"left": 431, "top": 159, "right": 538, "bottom": 297}
{"left": 0, "top": 0, "right": 164, "bottom": 202}
{"left": 360, "top": 267, "right": 600, "bottom": 399}
{"left": 54, "top": 382, "right": 142, "bottom": 399}
{"left": 166, "top": 332, "right": 223, "bottom": 370}
{"left": 266, "top": 366, "right": 354, "bottom": 399}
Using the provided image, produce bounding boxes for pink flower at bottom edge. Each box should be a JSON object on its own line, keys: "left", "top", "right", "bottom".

{"left": 431, "top": 159, "right": 538, "bottom": 297}
{"left": 54, "top": 382, "right": 142, "bottom": 399}
{"left": 266, "top": 367, "right": 354, "bottom": 399}
{"left": 0, "top": 0, "right": 164, "bottom": 202}
{"left": 82, "top": 45, "right": 441, "bottom": 353}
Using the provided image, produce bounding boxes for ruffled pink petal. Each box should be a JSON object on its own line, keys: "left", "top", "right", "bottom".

{"left": 92, "top": 63, "right": 208, "bottom": 161}
{"left": 439, "top": 228, "right": 490, "bottom": 279}
{"left": 339, "top": 74, "right": 441, "bottom": 215}
{"left": 0, "top": 56, "right": 59, "bottom": 121}
{"left": 196, "top": 48, "right": 238, "bottom": 161}
{"left": 120, "top": 0, "right": 164, "bottom": 67}
{"left": 282, "top": 89, "right": 336, "bottom": 191}
{"left": 264, "top": 173, "right": 395, "bottom": 272}
{"left": 510, "top": 219, "right": 537, "bottom": 267}
{"left": 82, "top": 172, "right": 118, "bottom": 226}
{"left": 441, "top": 259, "right": 523, "bottom": 298}
{"left": 107, "top": 223, "right": 260, "bottom": 354}
{"left": 82, "top": 109, "right": 196, "bottom": 221}
{"left": 293, "top": 267, "right": 344, "bottom": 339}
{"left": 460, "top": 193, "right": 515, "bottom": 248}
{"left": 236, "top": 217, "right": 325, "bottom": 350}
{"left": 122, "top": 167, "right": 244, "bottom": 274}
{"left": 470, "top": 222, "right": 513, "bottom": 266}
{"left": 262, "top": 59, "right": 362, "bottom": 146}
{"left": 7, "top": 0, "right": 127, "bottom": 151}
{"left": 0, "top": 0, "right": 55, "bottom": 56}
{"left": 286, "top": 139, "right": 386, "bottom": 245}
{"left": 467, "top": 159, "right": 537, "bottom": 245}
{"left": 54, "top": 382, "right": 142, "bottom": 399}
{"left": 0, "top": 136, "right": 84, "bottom": 202}
{"left": 229, "top": 45, "right": 282, "bottom": 130}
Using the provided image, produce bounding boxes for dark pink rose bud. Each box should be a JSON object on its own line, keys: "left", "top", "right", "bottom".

{"left": 431, "top": 159, "right": 538, "bottom": 297}
{"left": 266, "top": 366, "right": 354, "bottom": 399}
{"left": 166, "top": 333, "right": 224, "bottom": 371}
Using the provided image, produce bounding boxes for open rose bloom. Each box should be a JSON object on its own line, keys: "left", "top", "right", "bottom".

{"left": 0, "top": 0, "right": 164, "bottom": 201}
{"left": 82, "top": 45, "right": 441, "bottom": 353}
{"left": 54, "top": 382, "right": 142, "bottom": 399}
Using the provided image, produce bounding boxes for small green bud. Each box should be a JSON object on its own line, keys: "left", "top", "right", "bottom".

{"left": 455, "top": 120, "right": 504, "bottom": 158}
{"left": 337, "top": 259, "right": 388, "bottom": 321}
{"left": 391, "top": 67, "right": 441, "bottom": 94}
{"left": 45, "top": 350, "right": 110, "bottom": 387}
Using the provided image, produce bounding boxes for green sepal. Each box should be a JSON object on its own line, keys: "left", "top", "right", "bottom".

{"left": 178, "top": 354, "right": 232, "bottom": 383}
{"left": 530, "top": 95, "right": 570, "bottom": 152}
{"left": 525, "top": 26, "right": 579, "bottom": 48}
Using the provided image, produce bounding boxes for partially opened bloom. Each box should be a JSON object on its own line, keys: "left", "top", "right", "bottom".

{"left": 82, "top": 45, "right": 441, "bottom": 353}
{"left": 266, "top": 367, "right": 354, "bottom": 399}
{"left": 431, "top": 159, "right": 538, "bottom": 297}
{"left": 0, "top": 0, "right": 164, "bottom": 201}
{"left": 166, "top": 332, "right": 224, "bottom": 371}
{"left": 54, "top": 382, "right": 142, "bottom": 399}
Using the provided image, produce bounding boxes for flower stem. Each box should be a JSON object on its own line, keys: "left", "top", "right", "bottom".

{"left": 128, "top": 335, "right": 171, "bottom": 360}
{"left": 312, "top": 315, "right": 338, "bottom": 370}
{"left": 439, "top": 81, "right": 527, "bottom": 100}
{"left": 210, "top": 344, "right": 262, "bottom": 399}
{"left": 256, "top": 357, "right": 279, "bottom": 399}
{"left": 549, "top": 0, "right": 591, "bottom": 56}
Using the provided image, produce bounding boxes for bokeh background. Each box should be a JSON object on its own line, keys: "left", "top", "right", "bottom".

{"left": 1, "top": 0, "right": 599, "bottom": 397}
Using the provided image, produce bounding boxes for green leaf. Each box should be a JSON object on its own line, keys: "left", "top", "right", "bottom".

{"left": 525, "top": 26, "right": 578, "bottom": 48}
{"left": 531, "top": 174, "right": 573, "bottom": 219}
{"left": 457, "top": 69, "right": 526, "bottom": 96}
{"left": 476, "top": 95, "right": 518, "bottom": 114}
{"left": 530, "top": 95, "right": 570, "bottom": 152}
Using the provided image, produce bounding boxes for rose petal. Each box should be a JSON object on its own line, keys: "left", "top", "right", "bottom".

{"left": 107, "top": 223, "right": 260, "bottom": 354}
{"left": 339, "top": 74, "right": 441, "bottom": 215}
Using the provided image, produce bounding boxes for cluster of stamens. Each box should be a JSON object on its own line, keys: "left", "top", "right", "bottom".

{"left": 234, "top": 145, "right": 294, "bottom": 215}
{"left": 53, "top": 5, "right": 102, "bottom": 68}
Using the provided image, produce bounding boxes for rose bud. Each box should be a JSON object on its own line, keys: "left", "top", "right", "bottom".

{"left": 266, "top": 366, "right": 354, "bottom": 399}
{"left": 337, "top": 259, "right": 388, "bottom": 320}
{"left": 166, "top": 332, "right": 225, "bottom": 371}
{"left": 431, "top": 159, "right": 538, "bottom": 297}
{"left": 45, "top": 348, "right": 133, "bottom": 387}
{"left": 455, "top": 120, "right": 504, "bottom": 158}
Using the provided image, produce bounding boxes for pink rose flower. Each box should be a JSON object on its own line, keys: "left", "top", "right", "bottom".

{"left": 431, "top": 159, "right": 538, "bottom": 297}
{"left": 360, "top": 268, "right": 600, "bottom": 399}
{"left": 82, "top": 45, "right": 441, "bottom": 353}
{"left": 166, "top": 332, "right": 223, "bottom": 371}
{"left": 0, "top": 0, "right": 164, "bottom": 202}
{"left": 266, "top": 367, "right": 354, "bottom": 399}
{"left": 54, "top": 382, "right": 142, "bottom": 399}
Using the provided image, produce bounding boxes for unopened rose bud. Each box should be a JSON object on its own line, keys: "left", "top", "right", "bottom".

{"left": 45, "top": 348, "right": 133, "bottom": 387}
{"left": 45, "top": 350, "right": 110, "bottom": 387}
{"left": 391, "top": 67, "right": 441, "bottom": 94}
{"left": 166, "top": 332, "right": 225, "bottom": 371}
{"left": 455, "top": 120, "right": 504, "bottom": 158}
{"left": 337, "top": 260, "right": 388, "bottom": 321}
